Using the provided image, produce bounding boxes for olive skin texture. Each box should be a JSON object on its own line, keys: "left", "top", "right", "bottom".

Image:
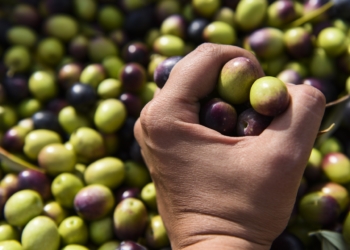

{"left": 28, "top": 71, "right": 57, "bottom": 102}
{"left": 250, "top": 76, "right": 290, "bottom": 117}
{"left": 236, "top": 108, "right": 272, "bottom": 136}
{"left": 249, "top": 27, "right": 284, "bottom": 59}
{"left": 115, "top": 187, "right": 141, "bottom": 204}
{"left": 51, "top": 173, "right": 84, "bottom": 209}
{"left": 141, "top": 182, "right": 157, "bottom": 211}
{"left": 94, "top": 99, "right": 127, "bottom": 134}
{"left": 145, "top": 215, "right": 170, "bottom": 249}
{"left": 235, "top": 0, "right": 268, "bottom": 31}
{"left": 74, "top": 184, "right": 115, "bottom": 221}
{"left": 89, "top": 217, "right": 114, "bottom": 245}
{"left": 45, "top": 15, "right": 78, "bottom": 42}
{"left": 38, "top": 143, "right": 77, "bottom": 176}
{"left": 66, "top": 83, "right": 97, "bottom": 113}
{"left": 153, "top": 35, "right": 185, "bottom": 57}
{"left": 32, "top": 111, "right": 62, "bottom": 134}
{"left": 277, "top": 69, "right": 303, "bottom": 85}
{"left": 23, "top": 129, "right": 62, "bottom": 160}
{"left": 69, "top": 127, "right": 106, "bottom": 163}
{"left": 3, "top": 75, "right": 29, "bottom": 102}
{"left": 122, "top": 42, "right": 149, "bottom": 67}
{"left": 119, "top": 63, "right": 147, "bottom": 93}
{"left": 0, "top": 240, "right": 23, "bottom": 250}
{"left": 0, "top": 222, "right": 19, "bottom": 242}
{"left": 1, "top": 126, "right": 28, "bottom": 152}
{"left": 58, "top": 216, "right": 88, "bottom": 245}
{"left": 4, "top": 190, "right": 43, "bottom": 227}
{"left": 187, "top": 18, "right": 209, "bottom": 44}
{"left": 199, "top": 98, "right": 237, "bottom": 136}
{"left": 113, "top": 198, "right": 148, "bottom": 241}
{"left": 21, "top": 216, "right": 60, "bottom": 250}
{"left": 160, "top": 14, "right": 187, "bottom": 39}
{"left": 58, "top": 63, "right": 83, "bottom": 90}
{"left": 79, "top": 64, "right": 106, "bottom": 89}
{"left": 284, "top": 27, "right": 313, "bottom": 59}
{"left": 17, "top": 169, "right": 51, "bottom": 200}
{"left": 58, "top": 106, "right": 91, "bottom": 134}
{"left": 304, "top": 148, "right": 323, "bottom": 182}
{"left": 317, "top": 27, "right": 348, "bottom": 57}
{"left": 218, "top": 57, "right": 261, "bottom": 105}
{"left": 203, "top": 21, "right": 236, "bottom": 45}
{"left": 84, "top": 157, "right": 125, "bottom": 189}
{"left": 43, "top": 201, "right": 68, "bottom": 225}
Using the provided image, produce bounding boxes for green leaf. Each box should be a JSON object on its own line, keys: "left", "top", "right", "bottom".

{"left": 309, "top": 230, "right": 349, "bottom": 250}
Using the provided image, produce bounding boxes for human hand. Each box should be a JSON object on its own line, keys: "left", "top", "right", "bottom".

{"left": 134, "top": 43, "right": 326, "bottom": 250}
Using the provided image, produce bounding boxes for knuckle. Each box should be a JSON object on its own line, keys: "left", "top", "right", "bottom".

{"left": 298, "top": 84, "right": 326, "bottom": 109}
{"left": 194, "top": 43, "right": 222, "bottom": 58}
{"left": 139, "top": 99, "right": 165, "bottom": 136}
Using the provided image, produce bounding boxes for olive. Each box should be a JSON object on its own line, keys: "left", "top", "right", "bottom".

{"left": 12, "top": 4, "right": 40, "bottom": 28}
{"left": 160, "top": 14, "right": 187, "bottom": 39}
{"left": 88, "top": 37, "right": 118, "bottom": 62}
{"left": 102, "top": 56, "right": 125, "bottom": 80}
{"left": 109, "top": 29, "right": 130, "bottom": 49}
{"left": 66, "top": 83, "right": 97, "bottom": 113}
{"left": 0, "top": 105, "right": 18, "bottom": 131}
{"left": 192, "top": 0, "right": 220, "bottom": 18}
{"left": 236, "top": 108, "right": 272, "bottom": 136}
{"left": 97, "top": 79, "right": 122, "bottom": 99}
{"left": 68, "top": 35, "right": 89, "bottom": 62}
{"left": 94, "top": 99, "right": 127, "bottom": 133}
{"left": 249, "top": 27, "right": 284, "bottom": 59}
{"left": 73, "top": 0, "right": 97, "bottom": 21}
{"left": 37, "top": 37, "right": 65, "bottom": 66}
{"left": 28, "top": 71, "right": 57, "bottom": 102}
{"left": 155, "top": 0, "right": 181, "bottom": 23}
{"left": 122, "top": 42, "right": 150, "bottom": 67}
{"left": 119, "top": 93, "right": 143, "bottom": 118}
{"left": 120, "top": 63, "right": 147, "bottom": 93}
{"left": 317, "top": 27, "right": 348, "bottom": 57}
{"left": 154, "top": 56, "right": 182, "bottom": 88}
{"left": 203, "top": 21, "right": 236, "bottom": 45}
{"left": 7, "top": 26, "right": 37, "bottom": 48}
{"left": 79, "top": 64, "right": 106, "bottom": 89}
{"left": 44, "top": 15, "right": 78, "bottom": 42}
{"left": 89, "top": 217, "right": 114, "bottom": 245}
{"left": 277, "top": 69, "right": 303, "bottom": 85}
{"left": 43, "top": 201, "right": 69, "bottom": 225}
{"left": 58, "top": 216, "right": 88, "bottom": 245}
{"left": 3, "top": 75, "right": 29, "bottom": 102}
{"left": 187, "top": 18, "right": 209, "bottom": 45}
{"left": 267, "top": 0, "right": 300, "bottom": 28}
{"left": 17, "top": 98, "right": 42, "bottom": 118}
{"left": 23, "top": 129, "right": 62, "bottom": 160}
{"left": 310, "top": 48, "right": 336, "bottom": 80}
{"left": 58, "top": 63, "right": 83, "bottom": 90}
{"left": 97, "top": 5, "right": 124, "bottom": 31}
{"left": 1, "top": 126, "right": 28, "bottom": 152}
{"left": 153, "top": 34, "right": 185, "bottom": 57}
{"left": 139, "top": 82, "right": 158, "bottom": 105}
{"left": 4, "top": 46, "right": 31, "bottom": 73}
{"left": 235, "top": 0, "right": 268, "bottom": 31}
{"left": 124, "top": 161, "right": 151, "bottom": 189}
{"left": 32, "top": 111, "right": 61, "bottom": 133}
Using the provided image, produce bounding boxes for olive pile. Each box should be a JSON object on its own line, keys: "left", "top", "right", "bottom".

{"left": 0, "top": 0, "right": 349, "bottom": 249}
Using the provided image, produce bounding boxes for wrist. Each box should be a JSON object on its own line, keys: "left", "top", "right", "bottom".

{"left": 180, "top": 235, "right": 271, "bottom": 250}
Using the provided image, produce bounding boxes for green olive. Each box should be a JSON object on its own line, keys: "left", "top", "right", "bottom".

{"left": 317, "top": 27, "right": 348, "bottom": 57}
{"left": 0, "top": 105, "right": 18, "bottom": 131}
{"left": 139, "top": 82, "right": 158, "bottom": 105}
{"left": 0, "top": 222, "right": 20, "bottom": 242}
{"left": 58, "top": 106, "right": 91, "bottom": 134}
{"left": 192, "top": 0, "right": 220, "bottom": 18}
{"left": 236, "top": 0, "right": 268, "bottom": 31}
{"left": 98, "top": 6, "right": 124, "bottom": 31}
{"left": 23, "top": 129, "right": 62, "bottom": 160}
{"left": 97, "top": 79, "right": 122, "bottom": 99}
{"left": 124, "top": 161, "right": 151, "bottom": 188}
{"left": 38, "top": 143, "right": 77, "bottom": 176}
{"left": 79, "top": 64, "right": 106, "bottom": 89}
{"left": 37, "top": 37, "right": 65, "bottom": 66}
{"left": 7, "top": 26, "right": 37, "bottom": 48}
{"left": 69, "top": 127, "right": 105, "bottom": 163}
{"left": 153, "top": 35, "right": 185, "bottom": 57}
{"left": 310, "top": 48, "right": 336, "bottom": 79}
{"left": 73, "top": 0, "right": 97, "bottom": 21}
{"left": 17, "top": 98, "right": 42, "bottom": 118}
{"left": 94, "top": 99, "right": 127, "bottom": 133}
{"left": 88, "top": 37, "right": 118, "bottom": 62}
{"left": 98, "top": 241, "right": 120, "bottom": 250}
{"left": 84, "top": 157, "right": 125, "bottom": 189}
{"left": 203, "top": 21, "right": 236, "bottom": 45}
{"left": 214, "top": 7, "right": 236, "bottom": 27}
{"left": 102, "top": 56, "right": 125, "bottom": 80}
{"left": 28, "top": 71, "right": 57, "bottom": 102}
{"left": 45, "top": 15, "right": 79, "bottom": 42}
{"left": 0, "top": 240, "right": 24, "bottom": 250}
{"left": 4, "top": 46, "right": 31, "bottom": 73}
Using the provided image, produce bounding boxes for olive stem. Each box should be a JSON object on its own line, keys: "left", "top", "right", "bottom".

{"left": 317, "top": 123, "right": 335, "bottom": 137}
{"left": 288, "top": 1, "right": 334, "bottom": 28}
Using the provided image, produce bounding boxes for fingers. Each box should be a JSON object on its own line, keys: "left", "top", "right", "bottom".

{"left": 154, "top": 43, "right": 264, "bottom": 123}
{"left": 259, "top": 84, "right": 326, "bottom": 172}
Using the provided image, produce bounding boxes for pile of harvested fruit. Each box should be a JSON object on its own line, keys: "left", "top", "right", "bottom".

{"left": 0, "top": 0, "right": 350, "bottom": 249}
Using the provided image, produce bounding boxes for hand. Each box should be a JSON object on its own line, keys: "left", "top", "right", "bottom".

{"left": 134, "top": 43, "right": 326, "bottom": 250}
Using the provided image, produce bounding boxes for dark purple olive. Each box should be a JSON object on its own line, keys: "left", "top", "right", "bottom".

{"left": 118, "top": 117, "right": 137, "bottom": 149}
{"left": 303, "top": 77, "right": 338, "bottom": 103}
{"left": 68, "top": 36, "right": 89, "bottom": 62}
{"left": 130, "top": 139, "right": 143, "bottom": 163}
{"left": 115, "top": 187, "right": 141, "bottom": 203}
{"left": 312, "top": 20, "right": 332, "bottom": 36}
{"left": 284, "top": 27, "right": 314, "bottom": 59}
{"left": 66, "top": 83, "right": 97, "bottom": 113}
{"left": 32, "top": 111, "right": 62, "bottom": 134}
{"left": 74, "top": 184, "right": 115, "bottom": 221}
{"left": 17, "top": 169, "right": 51, "bottom": 200}
{"left": 122, "top": 42, "right": 150, "bottom": 67}
{"left": 3, "top": 75, "right": 29, "bottom": 102}
{"left": 155, "top": 0, "right": 181, "bottom": 23}
{"left": 277, "top": 69, "right": 303, "bottom": 85}
{"left": 117, "top": 241, "right": 148, "bottom": 250}
{"left": 119, "top": 93, "right": 143, "bottom": 118}
{"left": 45, "top": 98, "right": 68, "bottom": 115}
{"left": 200, "top": 98, "right": 237, "bottom": 136}
{"left": 187, "top": 18, "right": 209, "bottom": 44}
{"left": 120, "top": 63, "right": 147, "bottom": 93}
{"left": 271, "top": 231, "right": 305, "bottom": 250}
{"left": 12, "top": 4, "right": 40, "bottom": 28}
{"left": 153, "top": 56, "right": 182, "bottom": 88}
{"left": 236, "top": 108, "right": 272, "bottom": 136}
{"left": 44, "top": 0, "right": 73, "bottom": 14}
{"left": 1, "top": 126, "right": 27, "bottom": 152}
{"left": 123, "top": 6, "right": 156, "bottom": 38}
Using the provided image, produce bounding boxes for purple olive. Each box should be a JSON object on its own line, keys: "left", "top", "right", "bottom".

{"left": 277, "top": 69, "right": 303, "bottom": 85}
{"left": 119, "top": 93, "right": 143, "bottom": 118}
{"left": 154, "top": 56, "right": 182, "bottom": 88}
{"left": 110, "top": 29, "right": 130, "bottom": 49}
{"left": 74, "top": 184, "right": 115, "bottom": 221}
{"left": 1, "top": 173, "right": 20, "bottom": 198}
{"left": 1, "top": 126, "right": 27, "bottom": 152}
{"left": 122, "top": 42, "right": 150, "bottom": 67}
{"left": 302, "top": 77, "right": 337, "bottom": 103}
{"left": 322, "top": 152, "right": 350, "bottom": 184}
{"left": 160, "top": 14, "right": 187, "bottom": 39}
{"left": 284, "top": 27, "right": 313, "bottom": 59}
{"left": 303, "top": 0, "right": 329, "bottom": 23}
{"left": 0, "top": 187, "right": 8, "bottom": 217}
{"left": 12, "top": 4, "right": 40, "bottom": 28}
{"left": 117, "top": 241, "right": 148, "bottom": 250}
{"left": 68, "top": 36, "right": 89, "bottom": 62}
{"left": 120, "top": 63, "right": 147, "bottom": 93}
{"left": 17, "top": 169, "right": 51, "bottom": 200}
{"left": 200, "top": 98, "right": 237, "bottom": 136}
{"left": 115, "top": 187, "right": 141, "bottom": 204}
{"left": 249, "top": 27, "right": 284, "bottom": 59}
{"left": 271, "top": 231, "right": 304, "bottom": 250}
{"left": 236, "top": 108, "right": 272, "bottom": 136}
{"left": 118, "top": 117, "right": 137, "bottom": 149}
{"left": 267, "top": 0, "right": 299, "bottom": 28}
{"left": 45, "top": 98, "right": 68, "bottom": 115}
{"left": 3, "top": 75, "right": 29, "bottom": 102}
